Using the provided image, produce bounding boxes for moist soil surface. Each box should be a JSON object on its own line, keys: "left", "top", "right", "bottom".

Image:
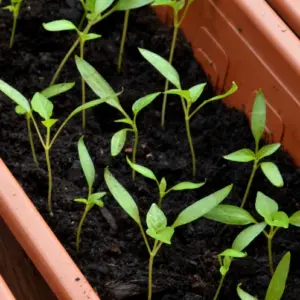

{"left": 1, "top": 1, "right": 300, "bottom": 300}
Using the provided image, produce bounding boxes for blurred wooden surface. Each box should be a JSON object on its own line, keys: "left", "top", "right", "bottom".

{"left": 0, "top": 218, "right": 57, "bottom": 300}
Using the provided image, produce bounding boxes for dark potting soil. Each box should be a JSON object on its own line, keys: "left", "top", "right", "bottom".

{"left": 1, "top": 1, "right": 300, "bottom": 299}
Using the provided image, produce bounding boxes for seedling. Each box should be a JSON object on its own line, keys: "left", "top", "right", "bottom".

{"left": 151, "top": 0, "right": 195, "bottom": 128}
{"left": 104, "top": 167, "right": 233, "bottom": 300}
{"left": 205, "top": 191, "right": 300, "bottom": 275}
{"left": 74, "top": 136, "right": 106, "bottom": 251}
{"left": 237, "top": 252, "right": 291, "bottom": 300}
{"left": 126, "top": 156, "right": 205, "bottom": 207}
{"left": 46, "top": 0, "right": 154, "bottom": 86}
{"left": 213, "top": 222, "right": 267, "bottom": 300}
{"left": 1, "top": 0, "right": 23, "bottom": 48}
{"left": 224, "top": 90, "right": 283, "bottom": 208}
{"left": 0, "top": 79, "right": 113, "bottom": 215}
{"left": 139, "top": 47, "right": 237, "bottom": 176}
{"left": 75, "top": 56, "right": 160, "bottom": 180}
{"left": 43, "top": 20, "right": 102, "bottom": 129}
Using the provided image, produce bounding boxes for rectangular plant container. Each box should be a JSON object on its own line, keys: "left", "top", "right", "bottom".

{"left": 1, "top": 0, "right": 300, "bottom": 298}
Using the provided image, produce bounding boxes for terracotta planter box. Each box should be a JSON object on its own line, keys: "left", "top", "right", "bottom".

{"left": 1, "top": 1, "right": 300, "bottom": 299}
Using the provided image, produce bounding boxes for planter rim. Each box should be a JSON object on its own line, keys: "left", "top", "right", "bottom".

{"left": 0, "top": 275, "right": 15, "bottom": 300}
{"left": 0, "top": 159, "right": 99, "bottom": 300}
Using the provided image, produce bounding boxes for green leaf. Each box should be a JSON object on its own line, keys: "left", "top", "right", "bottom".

{"left": 232, "top": 222, "right": 267, "bottom": 251}
{"left": 260, "top": 162, "right": 284, "bottom": 187}
{"left": 219, "top": 248, "right": 247, "bottom": 258}
{"left": 114, "top": 118, "right": 133, "bottom": 125}
{"left": 165, "top": 89, "right": 191, "bottom": 102}
{"left": 220, "top": 265, "right": 229, "bottom": 276}
{"left": 223, "top": 149, "right": 256, "bottom": 162}
{"left": 151, "top": 0, "right": 174, "bottom": 7}
{"left": 159, "top": 177, "right": 167, "bottom": 194}
{"left": 83, "top": 33, "right": 102, "bottom": 41}
{"left": 271, "top": 211, "right": 289, "bottom": 229}
{"left": 202, "top": 81, "right": 238, "bottom": 104}
{"left": 41, "top": 82, "right": 75, "bottom": 99}
{"left": 104, "top": 168, "right": 140, "bottom": 224}
{"left": 94, "top": 0, "right": 114, "bottom": 14}
{"left": 126, "top": 156, "right": 157, "bottom": 181}
{"left": 78, "top": 136, "right": 95, "bottom": 189}
{"left": 237, "top": 284, "right": 257, "bottom": 300}
{"left": 89, "top": 192, "right": 106, "bottom": 202}
{"left": 289, "top": 211, "right": 300, "bottom": 227}
{"left": 251, "top": 89, "right": 266, "bottom": 144}
{"left": 94, "top": 199, "right": 104, "bottom": 207}
{"left": 0, "top": 80, "right": 31, "bottom": 113}
{"left": 115, "top": 0, "right": 154, "bottom": 10}
{"left": 170, "top": 181, "right": 206, "bottom": 191}
{"left": 146, "top": 203, "right": 167, "bottom": 232}
{"left": 111, "top": 129, "right": 127, "bottom": 156}
{"left": 138, "top": 48, "right": 181, "bottom": 89}
{"left": 132, "top": 92, "right": 161, "bottom": 115}
{"left": 74, "top": 198, "right": 88, "bottom": 204}
{"left": 189, "top": 83, "right": 206, "bottom": 103}
{"left": 265, "top": 252, "right": 290, "bottom": 300}
{"left": 204, "top": 205, "right": 256, "bottom": 225}
{"left": 255, "top": 192, "right": 278, "bottom": 222}
{"left": 257, "top": 143, "right": 280, "bottom": 160}
{"left": 43, "top": 20, "right": 78, "bottom": 32}
{"left": 31, "top": 92, "right": 53, "bottom": 120}
{"left": 75, "top": 56, "right": 121, "bottom": 110}
{"left": 15, "top": 105, "right": 26, "bottom": 115}
{"left": 172, "top": 184, "right": 233, "bottom": 228}
{"left": 42, "top": 118, "right": 58, "bottom": 128}
{"left": 146, "top": 226, "right": 174, "bottom": 244}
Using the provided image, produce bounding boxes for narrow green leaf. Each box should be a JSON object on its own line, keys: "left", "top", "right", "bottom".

{"left": 202, "top": 81, "right": 238, "bottom": 103}
{"left": 151, "top": 0, "right": 174, "bottom": 7}
{"left": 170, "top": 181, "right": 206, "bottom": 191}
{"left": 126, "top": 156, "right": 157, "bottom": 181}
{"left": 146, "top": 203, "right": 167, "bottom": 232}
{"left": 94, "top": 0, "right": 114, "bottom": 14}
{"left": 271, "top": 211, "right": 289, "bottom": 229}
{"left": 159, "top": 177, "right": 167, "bottom": 194}
{"left": 265, "top": 252, "right": 290, "bottom": 300}
{"left": 116, "top": 0, "right": 154, "bottom": 10}
{"left": 237, "top": 284, "right": 257, "bottom": 300}
{"left": 78, "top": 136, "right": 95, "bottom": 189}
{"left": 31, "top": 92, "right": 53, "bottom": 120}
{"left": 146, "top": 226, "right": 174, "bottom": 244}
{"left": 0, "top": 80, "right": 30, "bottom": 112}
{"left": 88, "top": 192, "right": 106, "bottom": 202}
{"left": 172, "top": 184, "right": 233, "bottom": 228}
{"left": 132, "top": 92, "right": 161, "bottom": 115}
{"left": 42, "top": 118, "right": 58, "bottom": 128}
{"left": 204, "top": 205, "right": 256, "bottom": 225}
{"left": 104, "top": 168, "right": 140, "bottom": 224}
{"left": 223, "top": 149, "right": 256, "bottom": 162}
{"left": 251, "top": 89, "right": 266, "bottom": 144}
{"left": 232, "top": 222, "right": 267, "bottom": 251}
{"left": 260, "top": 162, "right": 284, "bottom": 187}
{"left": 75, "top": 56, "right": 121, "bottom": 110}
{"left": 111, "top": 129, "right": 127, "bottom": 156}
{"left": 114, "top": 118, "right": 133, "bottom": 125}
{"left": 43, "top": 20, "right": 78, "bottom": 32}
{"left": 94, "top": 199, "right": 104, "bottom": 207}
{"left": 165, "top": 89, "right": 191, "bottom": 102}
{"left": 257, "top": 143, "right": 280, "bottom": 160}
{"left": 255, "top": 192, "right": 278, "bottom": 221}
{"left": 219, "top": 248, "right": 247, "bottom": 258}
{"left": 189, "top": 83, "right": 206, "bottom": 103}
{"left": 84, "top": 33, "right": 102, "bottom": 41}
{"left": 41, "top": 82, "right": 75, "bottom": 99}
{"left": 138, "top": 48, "right": 181, "bottom": 89}
{"left": 15, "top": 105, "right": 26, "bottom": 115}
{"left": 289, "top": 211, "right": 300, "bottom": 227}
{"left": 74, "top": 198, "right": 88, "bottom": 204}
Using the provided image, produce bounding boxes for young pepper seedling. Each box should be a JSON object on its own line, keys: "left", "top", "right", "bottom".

{"left": 126, "top": 156, "right": 205, "bottom": 207}
{"left": 151, "top": 0, "right": 195, "bottom": 128}
{"left": 224, "top": 89, "right": 283, "bottom": 208}
{"left": 74, "top": 136, "right": 106, "bottom": 251}
{"left": 237, "top": 252, "right": 291, "bottom": 300}
{"left": 139, "top": 47, "right": 237, "bottom": 177}
{"left": 104, "top": 167, "right": 233, "bottom": 300}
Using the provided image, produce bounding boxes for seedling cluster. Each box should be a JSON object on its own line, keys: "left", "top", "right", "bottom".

{"left": 0, "top": 0, "right": 297, "bottom": 299}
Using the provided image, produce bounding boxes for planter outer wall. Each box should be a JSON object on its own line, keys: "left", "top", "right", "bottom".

{"left": 154, "top": 0, "right": 300, "bottom": 165}
{"left": 0, "top": 159, "right": 100, "bottom": 300}
{"left": 0, "top": 275, "right": 16, "bottom": 300}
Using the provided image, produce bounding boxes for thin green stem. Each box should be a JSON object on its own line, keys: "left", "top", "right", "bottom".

{"left": 9, "top": 13, "right": 18, "bottom": 48}
{"left": 138, "top": 222, "right": 151, "bottom": 255}
{"left": 80, "top": 39, "right": 86, "bottom": 129}
{"left": 213, "top": 274, "right": 226, "bottom": 300}
{"left": 117, "top": 10, "right": 130, "bottom": 73}
{"left": 240, "top": 160, "right": 258, "bottom": 208}
{"left": 268, "top": 233, "right": 274, "bottom": 275}
{"left": 161, "top": 25, "right": 179, "bottom": 129}
{"left": 45, "top": 126, "right": 53, "bottom": 216}
{"left": 30, "top": 114, "right": 46, "bottom": 148}
{"left": 78, "top": 11, "right": 87, "bottom": 30}
{"left": 76, "top": 207, "right": 89, "bottom": 252}
{"left": 158, "top": 195, "right": 163, "bottom": 209}
{"left": 132, "top": 120, "right": 138, "bottom": 181}
{"left": 185, "top": 113, "right": 196, "bottom": 177}
{"left": 26, "top": 114, "right": 38, "bottom": 166}
{"left": 148, "top": 253, "right": 155, "bottom": 300}
{"left": 178, "top": 0, "right": 193, "bottom": 27}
